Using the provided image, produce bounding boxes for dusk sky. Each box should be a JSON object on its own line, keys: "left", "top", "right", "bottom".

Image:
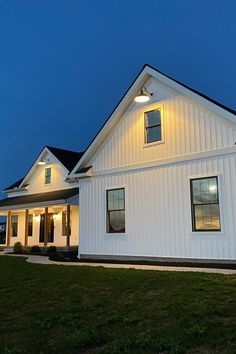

{"left": 0, "top": 0, "right": 235, "bottom": 193}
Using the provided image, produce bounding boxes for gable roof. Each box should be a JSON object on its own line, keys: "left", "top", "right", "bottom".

{"left": 70, "top": 63, "right": 236, "bottom": 175}
{"left": 46, "top": 146, "right": 84, "bottom": 172}
{"left": 4, "top": 146, "right": 84, "bottom": 192}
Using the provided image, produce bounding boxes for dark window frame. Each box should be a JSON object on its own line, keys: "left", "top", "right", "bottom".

{"left": 106, "top": 188, "right": 125, "bottom": 234}
{"left": 28, "top": 214, "right": 33, "bottom": 236}
{"left": 190, "top": 176, "right": 221, "bottom": 232}
{"left": 144, "top": 108, "right": 162, "bottom": 144}
{"left": 45, "top": 167, "right": 51, "bottom": 184}
{"left": 62, "top": 211, "right": 71, "bottom": 236}
{"left": 11, "top": 215, "right": 18, "bottom": 237}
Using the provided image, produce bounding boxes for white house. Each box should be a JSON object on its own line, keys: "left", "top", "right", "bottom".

{"left": 0, "top": 146, "right": 83, "bottom": 248}
{"left": 1, "top": 64, "right": 236, "bottom": 262}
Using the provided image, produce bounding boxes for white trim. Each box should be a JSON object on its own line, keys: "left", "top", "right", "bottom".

{"left": 92, "top": 146, "right": 236, "bottom": 178}
{"left": 69, "top": 65, "right": 236, "bottom": 174}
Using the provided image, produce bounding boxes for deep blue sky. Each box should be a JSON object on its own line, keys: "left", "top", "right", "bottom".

{"left": 0, "top": 0, "right": 235, "bottom": 192}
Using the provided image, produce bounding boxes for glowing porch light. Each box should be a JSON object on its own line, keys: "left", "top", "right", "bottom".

{"left": 33, "top": 215, "right": 40, "bottom": 222}
{"left": 134, "top": 86, "right": 153, "bottom": 103}
{"left": 53, "top": 213, "right": 59, "bottom": 221}
{"left": 38, "top": 160, "right": 46, "bottom": 165}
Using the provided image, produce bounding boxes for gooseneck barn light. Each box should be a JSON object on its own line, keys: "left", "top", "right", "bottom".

{"left": 134, "top": 86, "right": 153, "bottom": 103}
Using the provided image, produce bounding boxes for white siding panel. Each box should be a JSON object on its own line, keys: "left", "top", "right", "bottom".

{"left": 90, "top": 78, "right": 236, "bottom": 173}
{"left": 80, "top": 154, "right": 236, "bottom": 260}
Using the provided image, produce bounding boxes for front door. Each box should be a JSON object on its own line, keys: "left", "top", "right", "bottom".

{"left": 39, "top": 214, "right": 54, "bottom": 243}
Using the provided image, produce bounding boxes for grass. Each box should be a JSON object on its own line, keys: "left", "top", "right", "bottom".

{"left": 0, "top": 257, "right": 236, "bottom": 353}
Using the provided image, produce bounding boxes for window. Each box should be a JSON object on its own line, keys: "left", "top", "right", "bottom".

{"left": 62, "top": 211, "right": 71, "bottom": 236}
{"left": 28, "top": 214, "right": 33, "bottom": 236}
{"left": 107, "top": 188, "right": 125, "bottom": 233}
{"left": 144, "top": 109, "right": 162, "bottom": 144}
{"left": 190, "top": 176, "right": 221, "bottom": 232}
{"left": 11, "top": 215, "right": 18, "bottom": 237}
{"left": 45, "top": 168, "right": 51, "bottom": 184}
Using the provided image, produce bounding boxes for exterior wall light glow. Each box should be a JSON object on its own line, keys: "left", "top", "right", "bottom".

{"left": 33, "top": 215, "right": 40, "bottom": 222}
{"left": 53, "top": 213, "right": 59, "bottom": 221}
{"left": 134, "top": 86, "right": 153, "bottom": 103}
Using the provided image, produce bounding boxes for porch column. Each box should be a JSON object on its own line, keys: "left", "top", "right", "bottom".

{"left": 44, "top": 207, "right": 49, "bottom": 247}
{"left": 6, "top": 211, "right": 11, "bottom": 247}
{"left": 24, "top": 209, "right": 29, "bottom": 246}
{"left": 66, "top": 204, "right": 71, "bottom": 247}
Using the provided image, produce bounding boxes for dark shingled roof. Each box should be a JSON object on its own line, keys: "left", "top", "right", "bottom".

{"left": 4, "top": 146, "right": 84, "bottom": 192}
{"left": 46, "top": 146, "right": 84, "bottom": 172}
{"left": 4, "top": 178, "right": 24, "bottom": 191}
{"left": 75, "top": 166, "right": 92, "bottom": 174}
{"left": 0, "top": 188, "right": 79, "bottom": 209}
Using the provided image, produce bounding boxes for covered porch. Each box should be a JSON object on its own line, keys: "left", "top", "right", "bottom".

{"left": 0, "top": 188, "right": 79, "bottom": 248}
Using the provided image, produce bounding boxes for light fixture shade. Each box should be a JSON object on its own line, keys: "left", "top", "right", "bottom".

{"left": 134, "top": 86, "right": 153, "bottom": 103}
{"left": 134, "top": 92, "right": 150, "bottom": 103}
{"left": 38, "top": 160, "right": 46, "bottom": 165}
{"left": 53, "top": 213, "right": 59, "bottom": 221}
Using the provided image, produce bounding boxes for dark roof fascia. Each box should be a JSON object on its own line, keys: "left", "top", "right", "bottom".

{"left": 0, "top": 188, "right": 79, "bottom": 209}
{"left": 145, "top": 64, "right": 236, "bottom": 115}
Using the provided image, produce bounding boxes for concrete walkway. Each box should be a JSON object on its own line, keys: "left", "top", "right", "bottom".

{"left": 1, "top": 253, "right": 236, "bottom": 274}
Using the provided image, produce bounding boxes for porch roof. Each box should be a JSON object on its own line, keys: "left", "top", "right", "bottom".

{"left": 0, "top": 188, "right": 79, "bottom": 210}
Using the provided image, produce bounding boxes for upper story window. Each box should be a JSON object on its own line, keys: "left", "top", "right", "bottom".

{"left": 190, "top": 176, "right": 221, "bottom": 232}
{"left": 44, "top": 168, "right": 51, "bottom": 184}
{"left": 106, "top": 188, "right": 125, "bottom": 234}
{"left": 144, "top": 109, "right": 162, "bottom": 144}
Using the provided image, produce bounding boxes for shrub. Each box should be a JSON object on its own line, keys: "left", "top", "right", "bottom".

{"left": 13, "top": 242, "right": 24, "bottom": 254}
{"left": 31, "top": 245, "right": 41, "bottom": 253}
{"left": 47, "top": 246, "right": 57, "bottom": 254}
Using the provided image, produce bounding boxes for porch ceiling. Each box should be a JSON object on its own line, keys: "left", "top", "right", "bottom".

{"left": 0, "top": 188, "right": 79, "bottom": 211}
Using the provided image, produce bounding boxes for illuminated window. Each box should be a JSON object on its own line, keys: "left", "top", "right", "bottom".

{"left": 107, "top": 188, "right": 125, "bottom": 233}
{"left": 145, "top": 109, "right": 162, "bottom": 144}
{"left": 190, "top": 176, "right": 221, "bottom": 232}
{"left": 28, "top": 214, "right": 33, "bottom": 236}
{"left": 11, "top": 215, "right": 18, "bottom": 237}
{"left": 45, "top": 168, "right": 51, "bottom": 184}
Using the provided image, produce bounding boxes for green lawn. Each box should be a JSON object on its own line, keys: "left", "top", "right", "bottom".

{"left": 0, "top": 256, "right": 236, "bottom": 354}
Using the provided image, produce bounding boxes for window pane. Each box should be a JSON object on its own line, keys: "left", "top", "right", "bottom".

{"left": 146, "top": 126, "right": 161, "bottom": 143}
{"left": 192, "top": 179, "right": 201, "bottom": 204}
{"left": 208, "top": 178, "right": 218, "bottom": 203}
{"left": 191, "top": 177, "right": 221, "bottom": 231}
{"left": 108, "top": 210, "right": 125, "bottom": 233}
{"left": 28, "top": 214, "right": 33, "bottom": 236}
{"left": 11, "top": 215, "right": 18, "bottom": 237}
{"left": 145, "top": 110, "right": 161, "bottom": 127}
{"left": 107, "top": 188, "right": 125, "bottom": 233}
{"left": 45, "top": 168, "right": 51, "bottom": 184}
{"left": 194, "top": 204, "right": 220, "bottom": 231}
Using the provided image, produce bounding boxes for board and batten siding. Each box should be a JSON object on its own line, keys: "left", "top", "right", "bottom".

{"left": 78, "top": 75, "right": 236, "bottom": 260}
{"left": 79, "top": 154, "right": 236, "bottom": 260}
{"left": 91, "top": 77, "right": 236, "bottom": 173}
